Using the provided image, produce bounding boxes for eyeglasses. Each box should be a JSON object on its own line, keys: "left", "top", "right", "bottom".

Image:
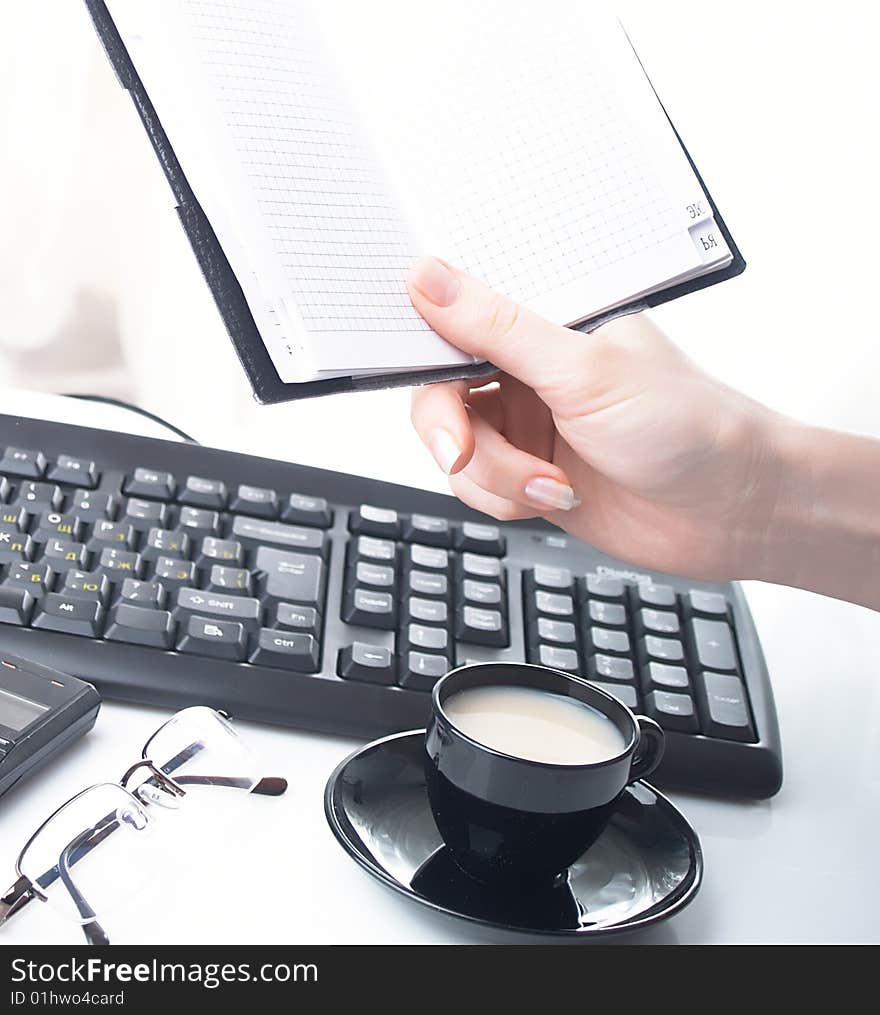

{"left": 0, "top": 706, "right": 287, "bottom": 945}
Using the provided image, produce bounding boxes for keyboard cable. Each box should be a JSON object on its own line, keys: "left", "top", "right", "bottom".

{"left": 59, "top": 394, "right": 199, "bottom": 445}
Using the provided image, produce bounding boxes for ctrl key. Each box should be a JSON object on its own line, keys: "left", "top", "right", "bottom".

{"left": 250, "top": 629, "right": 320, "bottom": 672}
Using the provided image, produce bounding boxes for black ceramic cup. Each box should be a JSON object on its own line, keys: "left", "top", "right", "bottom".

{"left": 424, "top": 662, "right": 664, "bottom": 887}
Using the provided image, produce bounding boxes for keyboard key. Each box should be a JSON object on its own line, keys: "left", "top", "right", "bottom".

{"left": 338, "top": 643, "right": 395, "bottom": 685}
{"left": 399, "top": 651, "right": 449, "bottom": 691}
{"left": 462, "top": 579, "right": 502, "bottom": 606}
{"left": 537, "top": 645, "right": 580, "bottom": 673}
{"left": 403, "top": 514, "right": 451, "bottom": 548}
{"left": 3, "top": 562, "right": 52, "bottom": 598}
{"left": 179, "top": 476, "right": 228, "bottom": 509}
{"left": 34, "top": 594, "right": 103, "bottom": 637}
{"left": 14, "top": 482, "right": 63, "bottom": 512}
{"left": 48, "top": 455, "right": 98, "bottom": 488}
{"left": 638, "top": 608, "right": 680, "bottom": 635}
{"left": 198, "top": 536, "right": 244, "bottom": 567}
{"left": 149, "top": 555, "right": 193, "bottom": 588}
{"left": 534, "top": 617, "right": 577, "bottom": 646}
{"left": 60, "top": 570, "right": 111, "bottom": 604}
{"left": 405, "top": 623, "right": 449, "bottom": 652}
{"left": 643, "top": 635, "right": 685, "bottom": 663}
{"left": 687, "top": 590, "right": 729, "bottom": 618}
{"left": 41, "top": 538, "right": 89, "bottom": 572}
{"left": 254, "top": 547, "right": 325, "bottom": 607}
{"left": 105, "top": 604, "right": 175, "bottom": 649}
{"left": 98, "top": 547, "right": 144, "bottom": 579}
{"left": 0, "top": 587, "right": 34, "bottom": 626}
{"left": 349, "top": 504, "right": 401, "bottom": 538}
{"left": 272, "top": 603, "right": 319, "bottom": 635}
{"left": 690, "top": 619, "right": 738, "bottom": 672}
{"left": 455, "top": 521, "right": 505, "bottom": 555}
{"left": 583, "top": 626, "right": 631, "bottom": 655}
{"left": 177, "top": 615, "right": 246, "bottom": 661}
{"left": 231, "top": 484, "right": 279, "bottom": 518}
{"left": 586, "top": 654, "right": 635, "bottom": 682}
{"left": 31, "top": 511, "right": 83, "bottom": 544}
{"left": 534, "top": 591, "right": 574, "bottom": 618}
{"left": 0, "top": 477, "right": 8, "bottom": 503}
{"left": 174, "top": 587, "right": 261, "bottom": 631}
{"left": 583, "top": 574, "right": 625, "bottom": 600}
{"left": 0, "top": 505, "right": 27, "bottom": 530}
{"left": 0, "top": 526, "right": 34, "bottom": 564}
{"left": 281, "top": 493, "right": 332, "bottom": 528}
{"left": 343, "top": 588, "right": 396, "bottom": 629}
{"left": 0, "top": 447, "right": 47, "bottom": 479}
{"left": 142, "top": 528, "right": 191, "bottom": 561}
{"left": 586, "top": 600, "right": 627, "bottom": 627}
{"left": 531, "top": 565, "right": 574, "bottom": 591}
{"left": 406, "top": 544, "right": 449, "bottom": 573}
{"left": 87, "top": 519, "right": 135, "bottom": 551}
{"left": 177, "top": 506, "right": 221, "bottom": 537}
{"left": 231, "top": 516, "right": 328, "bottom": 558}
{"left": 460, "top": 553, "right": 502, "bottom": 580}
{"left": 118, "top": 579, "right": 166, "bottom": 609}
{"left": 643, "top": 661, "right": 690, "bottom": 690}
{"left": 405, "top": 597, "right": 449, "bottom": 626}
{"left": 208, "top": 565, "right": 252, "bottom": 594}
{"left": 70, "top": 489, "right": 116, "bottom": 523}
{"left": 347, "top": 535, "right": 396, "bottom": 565}
{"left": 124, "top": 467, "right": 176, "bottom": 500}
{"left": 456, "top": 606, "right": 507, "bottom": 646}
{"left": 695, "top": 671, "right": 755, "bottom": 742}
{"left": 350, "top": 561, "right": 395, "bottom": 590}
{"left": 123, "top": 498, "right": 169, "bottom": 532}
{"left": 407, "top": 570, "right": 448, "bottom": 599}
{"left": 588, "top": 681, "right": 639, "bottom": 710}
{"left": 645, "top": 690, "right": 699, "bottom": 733}
{"left": 249, "top": 630, "right": 319, "bottom": 672}
{"left": 634, "top": 581, "right": 677, "bottom": 609}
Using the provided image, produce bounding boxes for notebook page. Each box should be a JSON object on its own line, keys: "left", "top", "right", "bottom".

{"left": 107, "top": 0, "right": 476, "bottom": 382}
{"left": 313, "top": 0, "right": 731, "bottom": 327}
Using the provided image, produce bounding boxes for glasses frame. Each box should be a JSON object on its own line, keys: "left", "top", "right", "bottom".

{"left": 0, "top": 707, "right": 286, "bottom": 945}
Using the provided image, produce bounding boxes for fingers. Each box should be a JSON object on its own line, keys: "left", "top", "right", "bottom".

{"left": 448, "top": 471, "right": 538, "bottom": 522}
{"left": 407, "top": 256, "right": 595, "bottom": 399}
{"left": 410, "top": 380, "right": 474, "bottom": 474}
{"left": 460, "top": 412, "right": 580, "bottom": 513}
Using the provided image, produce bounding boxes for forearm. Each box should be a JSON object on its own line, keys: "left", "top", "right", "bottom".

{"left": 756, "top": 417, "right": 880, "bottom": 610}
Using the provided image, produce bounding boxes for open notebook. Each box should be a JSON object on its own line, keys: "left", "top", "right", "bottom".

{"left": 88, "top": 0, "right": 744, "bottom": 401}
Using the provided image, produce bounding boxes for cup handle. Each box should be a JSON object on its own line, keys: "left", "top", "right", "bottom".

{"left": 629, "top": 716, "right": 665, "bottom": 783}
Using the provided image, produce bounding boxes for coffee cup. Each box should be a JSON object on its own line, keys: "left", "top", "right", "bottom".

{"left": 424, "top": 662, "right": 664, "bottom": 886}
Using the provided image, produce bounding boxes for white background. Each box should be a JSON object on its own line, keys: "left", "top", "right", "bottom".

{"left": 0, "top": 1, "right": 878, "bottom": 943}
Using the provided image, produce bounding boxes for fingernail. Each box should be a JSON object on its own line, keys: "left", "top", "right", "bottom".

{"left": 524, "top": 477, "right": 581, "bottom": 511}
{"left": 428, "top": 427, "right": 462, "bottom": 474}
{"left": 409, "top": 256, "right": 461, "bottom": 307}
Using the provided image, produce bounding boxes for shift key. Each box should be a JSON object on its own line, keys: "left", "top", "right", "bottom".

{"left": 173, "top": 587, "right": 261, "bottom": 631}
{"left": 231, "top": 516, "right": 328, "bottom": 558}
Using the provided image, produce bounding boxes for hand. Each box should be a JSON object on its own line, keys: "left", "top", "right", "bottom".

{"left": 407, "top": 255, "right": 784, "bottom": 583}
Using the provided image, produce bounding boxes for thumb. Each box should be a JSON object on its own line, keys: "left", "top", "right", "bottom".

{"left": 407, "top": 256, "right": 597, "bottom": 400}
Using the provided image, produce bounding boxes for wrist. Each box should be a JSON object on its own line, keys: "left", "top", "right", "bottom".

{"left": 749, "top": 414, "right": 880, "bottom": 608}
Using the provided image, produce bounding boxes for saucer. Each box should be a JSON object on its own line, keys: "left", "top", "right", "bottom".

{"left": 324, "top": 730, "right": 703, "bottom": 938}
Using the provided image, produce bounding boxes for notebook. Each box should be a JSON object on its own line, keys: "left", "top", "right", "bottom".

{"left": 87, "top": 0, "right": 744, "bottom": 402}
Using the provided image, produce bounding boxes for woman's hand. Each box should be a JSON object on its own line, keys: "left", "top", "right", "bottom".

{"left": 408, "top": 255, "right": 788, "bottom": 584}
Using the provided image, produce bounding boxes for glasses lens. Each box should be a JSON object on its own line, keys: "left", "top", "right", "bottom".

{"left": 18, "top": 784, "right": 157, "bottom": 924}
{"left": 141, "top": 707, "right": 262, "bottom": 817}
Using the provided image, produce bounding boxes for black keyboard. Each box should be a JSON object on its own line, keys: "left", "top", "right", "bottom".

{"left": 0, "top": 414, "right": 782, "bottom": 798}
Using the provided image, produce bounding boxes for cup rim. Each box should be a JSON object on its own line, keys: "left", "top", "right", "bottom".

{"left": 431, "top": 661, "right": 639, "bottom": 772}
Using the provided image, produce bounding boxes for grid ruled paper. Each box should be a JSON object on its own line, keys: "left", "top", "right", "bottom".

{"left": 182, "top": 0, "right": 433, "bottom": 338}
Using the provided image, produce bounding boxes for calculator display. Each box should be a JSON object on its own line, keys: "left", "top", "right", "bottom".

{"left": 0, "top": 687, "right": 49, "bottom": 732}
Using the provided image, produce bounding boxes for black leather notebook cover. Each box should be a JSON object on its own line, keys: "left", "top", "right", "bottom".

{"left": 84, "top": 0, "right": 746, "bottom": 404}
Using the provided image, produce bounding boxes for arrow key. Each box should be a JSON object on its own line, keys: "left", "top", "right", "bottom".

{"left": 338, "top": 642, "right": 395, "bottom": 684}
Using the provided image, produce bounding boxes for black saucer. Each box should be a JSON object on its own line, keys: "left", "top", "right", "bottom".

{"left": 324, "top": 730, "right": 703, "bottom": 938}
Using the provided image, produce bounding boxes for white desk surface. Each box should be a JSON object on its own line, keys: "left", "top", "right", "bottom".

{"left": 0, "top": 391, "right": 877, "bottom": 946}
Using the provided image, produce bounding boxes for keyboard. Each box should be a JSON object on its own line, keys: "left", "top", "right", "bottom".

{"left": 0, "top": 413, "right": 782, "bottom": 798}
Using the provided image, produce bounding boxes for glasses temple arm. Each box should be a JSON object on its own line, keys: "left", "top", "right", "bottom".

{"left": 0, "top": 875, "right": 35, "bottom": 925}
